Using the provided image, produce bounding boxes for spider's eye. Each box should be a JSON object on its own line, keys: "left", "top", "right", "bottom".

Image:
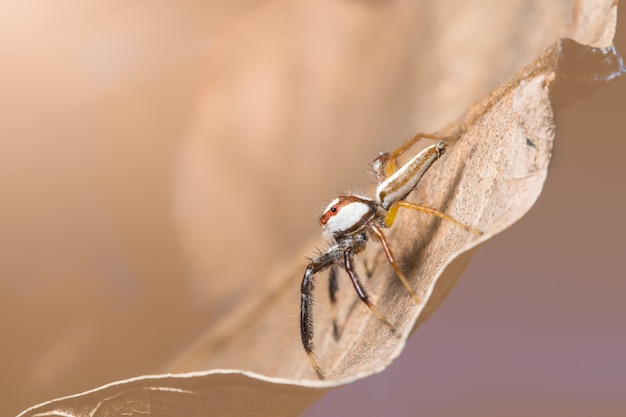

{"left": 330, "top": 207, "right": 337, "bottom": 213}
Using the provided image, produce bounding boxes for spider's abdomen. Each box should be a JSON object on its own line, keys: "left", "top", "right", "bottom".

{"left": 376, "top": 141, "right": 446, "bottom": 209}
{"left": 320, "top": 195, "right": 376, "bottom": 238}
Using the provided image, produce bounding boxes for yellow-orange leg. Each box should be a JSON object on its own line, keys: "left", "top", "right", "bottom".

{"left": 388, "top": 201, "right": 483, "bottom": 236}
{"left": 369, "top": 224, "right": 421, "bottom": 304}
{"left": 370, "top": 202, "right": 482, "bottom": 305}
{"left": 384, "top": 133, "right": 447, "bottom": 177}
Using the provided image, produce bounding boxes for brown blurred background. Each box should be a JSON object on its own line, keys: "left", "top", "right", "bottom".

{"left": 1, "top": 1, "right": 624, "bottom": 416}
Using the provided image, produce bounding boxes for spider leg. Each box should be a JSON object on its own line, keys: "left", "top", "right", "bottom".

{"left": 301, "top": 248, "right": 343, "bottom": 379}
{"left": 328, "top": 265, "right": 340, "bottom": 340}
{"left": 385, "top": 201, "right": 483, "bottom": 235}
{"left": 343, "top": 250, "right": 395, "bottom": 332}
{"left": 369, "top": 224, "right": 421, "bottom": 304}
{"left": 374, "top": 133, "right": 448, "bottom": 179}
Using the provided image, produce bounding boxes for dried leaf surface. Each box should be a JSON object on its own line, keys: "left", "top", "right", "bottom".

{"left": 18, "top": 372, "right": 323, "bottom": 417}
{"left": 9, "top": 1, "right": 624, "bottom": 416}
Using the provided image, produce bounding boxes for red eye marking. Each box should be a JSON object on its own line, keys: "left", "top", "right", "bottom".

{"left": 320, "top": 205, "right": 339, "bottom": 225}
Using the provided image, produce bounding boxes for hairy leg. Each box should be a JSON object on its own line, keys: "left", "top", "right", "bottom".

{"left": 301, "top": 248, "right": 343, "bottom": 379}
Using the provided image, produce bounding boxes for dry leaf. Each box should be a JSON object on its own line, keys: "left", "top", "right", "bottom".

{"left": 7, "top": 1, "right": 625, "bottom": 416}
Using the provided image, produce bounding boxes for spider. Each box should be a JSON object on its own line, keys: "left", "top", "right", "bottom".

{"left": 300, "top": 134, "right": 482, "bottom": 379}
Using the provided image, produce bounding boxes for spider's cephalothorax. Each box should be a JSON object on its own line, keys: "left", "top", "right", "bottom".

{"left": 300, "top": 136, "right": 482, "bottom": 379}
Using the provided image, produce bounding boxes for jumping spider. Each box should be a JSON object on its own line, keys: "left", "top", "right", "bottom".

{"left": 300, "top": 134, "right": 481, "bottom": 379}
